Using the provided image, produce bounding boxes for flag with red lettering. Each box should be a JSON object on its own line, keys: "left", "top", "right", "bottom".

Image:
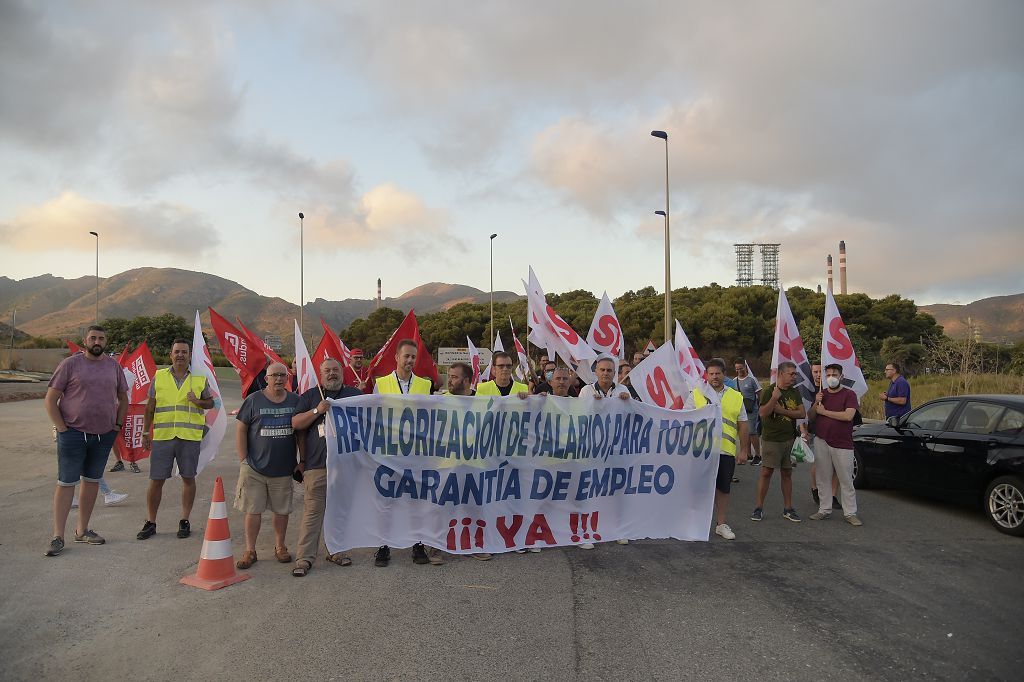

{"left": 479, "top": 332, "right": 503, "bottom": 383}
{"left": 209, "top": 307, "right": 267, "bottom": 396}
{"left": 770, "top": 287, "right": 817, "bottom": 409}
{"left": 674, "top": 321, "right": 706, "bottom": 383}
{"left": 191, "top": 310, "right": 227, "bottom": 475}
{"left": 630, "top": 341, "right": 692, "bottom": 410}
{"left": 294, "top": 320, "right": 318, "bottom": 395}
{"left": 510, "top": 318, "right": 531, "bottom": 383}
{"left": 466, "top": 336, "right": 482, "bottom": 388}
{"left": 586, "top": 292, "right": 625, "bottom": 359}
{"left": 113, "top": 342, "right": 157, "bottom": 463}
{"left": 822, "top": 289, "right": 868, "bottom": 398}
{"left": 366, "top": 309, "right": 439, "bottom": 390}
{"left": 524, "top": 267, "right": 596, "bottom": 369}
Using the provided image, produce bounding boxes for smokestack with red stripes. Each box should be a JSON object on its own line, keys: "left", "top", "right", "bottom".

{"left": 839, "top": 240, "right": 848, "bottom": 294}
{"left": 827, "top": 254, "right": 833, "bottom": 293}
{"left": 377, "top": 278, "right": 382, "bottom": 310}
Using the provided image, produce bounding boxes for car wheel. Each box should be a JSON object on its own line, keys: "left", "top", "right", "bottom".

{"left": 852, "top": 450, "right": 870, "bottom": 489}
{"left": 984, "top": 475, "right": 1024, "bottom": 537}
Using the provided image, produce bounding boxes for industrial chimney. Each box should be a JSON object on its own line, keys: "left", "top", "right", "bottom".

{"left": 839, "top": 241, "right": 848, "bottom": 294}
{"left": 827, "top": 254, "right": 833, "bottom": 293}
{"left": 376, "top": 278, "right": 382, "bottom": 309}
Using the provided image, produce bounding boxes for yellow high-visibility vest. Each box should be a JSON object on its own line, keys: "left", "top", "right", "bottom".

{"left": 692, "top": 386, "right": 744, "bottom": 457}
{"left": 475, "top": 380, "right": 529, "bottom": 397}
{"left": 152, "top": 368, "right": 207, "bottom": 441}
{"left": 375, "top": 372, "right": 432, "bottom": 395}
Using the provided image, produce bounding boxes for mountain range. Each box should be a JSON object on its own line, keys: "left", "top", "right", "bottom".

{"left": 0, "top": 268, "right": 521, "bottom": 340}
{"left": 1, "top": 267, "right": 1021, "bottom": 343}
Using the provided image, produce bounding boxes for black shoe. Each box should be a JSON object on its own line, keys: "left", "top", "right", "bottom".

{"left": 136, "top": 520, "right": 156, "bottom": 540}
{"left": 129, "top": 462, "right": 141, "bottom": 473}
{"left": 811, "top": 488, "right": 820, "bottom": 506}
{"left": 751, "top": 455, "right": 762, "bottom": 467}
{"left": 109, "top": 461, "right": 125, "bottom": 473}
{"left": 176, "top": 519, "right": 190, "bottom": 539}
{"left": 832, "top": 496, "right": 843, "bottom": 511}
{"left": 374, "top": 545, "right": 390, "bottom": 567}
{"left": 411, "top": 542, "right": 429, "bottom": 565}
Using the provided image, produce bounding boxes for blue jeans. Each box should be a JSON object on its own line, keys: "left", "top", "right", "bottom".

{"left": 56, "top": 428, "right": 117, "bottom": 486}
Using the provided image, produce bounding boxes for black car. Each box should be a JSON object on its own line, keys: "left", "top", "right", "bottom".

{"left": 853, "top": 394, "right": 1024, "bottom": 536}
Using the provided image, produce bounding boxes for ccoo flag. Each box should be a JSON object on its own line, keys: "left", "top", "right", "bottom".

{"left": 821, "top": 289, "right": 868, "bottom": 398}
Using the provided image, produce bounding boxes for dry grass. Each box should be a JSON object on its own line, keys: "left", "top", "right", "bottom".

{"left": 859, "top": 374, "right": 1024, "bottom": 420}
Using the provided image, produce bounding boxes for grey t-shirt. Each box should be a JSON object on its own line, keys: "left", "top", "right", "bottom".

{"left": 237, "top": 390, "right": 300, "bottom": 477}
{"left": 734, "top": 375, "right": 761, "bottom": 415}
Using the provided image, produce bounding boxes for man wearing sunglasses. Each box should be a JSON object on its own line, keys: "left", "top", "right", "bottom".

{"left": 475, "top": 351, "right": 529, "bottom": 398}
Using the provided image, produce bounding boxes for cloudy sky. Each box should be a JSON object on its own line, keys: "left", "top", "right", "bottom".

{"left": 1, "top": 1, "right": 1021, "bottom": 307}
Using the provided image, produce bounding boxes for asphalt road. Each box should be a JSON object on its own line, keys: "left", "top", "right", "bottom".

{"left": 2, "top": 381, "right": 1022, "bottom": 681}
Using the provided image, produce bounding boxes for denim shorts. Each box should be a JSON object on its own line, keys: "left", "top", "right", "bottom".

{"left": 56, "top": 428, "right": 117, "bottom": 486}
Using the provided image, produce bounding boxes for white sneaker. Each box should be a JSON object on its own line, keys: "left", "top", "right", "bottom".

{"left": 615, "top": 539, "right": 629, "bottom": 545}
{"left": 579, "top": 543, "right": 595, "bottom": 550}
{"left": 715, "top": 523, "right": 736, "bottom": 540}
{"left": 104, "top": 491, "right": 129, "bottom": 506}
{"left": 70, "top": 496, "right": 79, "bottom": 509}
{"left": 527, "top": 547, "right": 542, "bottom": 553}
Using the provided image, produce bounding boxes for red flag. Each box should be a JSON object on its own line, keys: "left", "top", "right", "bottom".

{"left": 118, "top": 342, "right": 157, "bottom": 405}
{"left": 236, "top": 317, "right": 293, "bottom": 391}
{"left": 116, "top": 404, "right": 149, "bottom": 463}
{"left": 209, "top": 308, "right": 267, "bottom": 396}
{"left": 365, "top": 309, "right": 439, "bottom": 391}
{"left": 313, "top": 319, "right": 361, "bottom": 388}
{"left": 66, "top": 339, "right": 83, "bottom": 354}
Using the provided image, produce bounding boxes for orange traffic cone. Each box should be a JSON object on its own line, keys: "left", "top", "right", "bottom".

{"left": 180, "top": 476, "right": 251, "bottom": 591}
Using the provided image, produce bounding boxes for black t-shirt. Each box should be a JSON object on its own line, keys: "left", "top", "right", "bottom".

{"left": 295, "top": 385, "right": 362, "bottom": 470}
{"left": 495, "top": 381, "right": 513, "bottom": 397}
{"left": 534, "top": 381, "right": 552, "bottom": 395}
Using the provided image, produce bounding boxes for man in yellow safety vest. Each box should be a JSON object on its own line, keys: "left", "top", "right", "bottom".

{"left": 692, "top": 357, "right": 749, "bottom": 540}
{"left": 475, "top": 351, "right": 529, "bottom": 398}
{"left": 138, "top": 338, "right": 214, "bottom": 541}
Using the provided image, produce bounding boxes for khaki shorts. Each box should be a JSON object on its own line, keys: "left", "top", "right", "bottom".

{"left": 234, "top": 463, "right": 293, "bottom": 515}
{"left": 760, "top": 438, "right": 795, "bottom": 470}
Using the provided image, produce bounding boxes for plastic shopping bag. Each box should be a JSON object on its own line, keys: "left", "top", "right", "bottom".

{"left": 791, "top": 437, "right": 815, "bottom": 464}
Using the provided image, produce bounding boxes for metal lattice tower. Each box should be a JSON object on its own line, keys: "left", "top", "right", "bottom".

{"left": 734, "top": 244, "right": 755, "bottom": 287}
{"left": 759, "top": 243, "right": 780, "bottom": 289}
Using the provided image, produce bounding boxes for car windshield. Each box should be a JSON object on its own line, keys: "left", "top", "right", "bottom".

{"left": 904, "top": 401, "right": 958, "bottom": 431}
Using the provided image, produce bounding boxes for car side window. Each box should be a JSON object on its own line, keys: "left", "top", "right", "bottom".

{"left": 904, "top": 401, "right": 958, "bottom": 431}
{"left": 994, "top": 408, "right": 1024, "bottom": 437}
{"left": 949, "top": 402, "right": 1005, "bottom": 435}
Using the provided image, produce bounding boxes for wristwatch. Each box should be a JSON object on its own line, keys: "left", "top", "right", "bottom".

{"left": 312, "top": 407, "right": 319, "bottom": 415}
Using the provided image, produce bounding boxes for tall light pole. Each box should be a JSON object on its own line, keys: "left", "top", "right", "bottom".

{"left": 651, "top": 130, "right": 671, "bottom": 343}
{"left": 489, "top": 233, "right": 498, "bottom": 347}
{"left": 88, "top": 231, "right": 99, "bottom": 324}
{"left": 298, "top": 212, "right": 304, "bottom": 351}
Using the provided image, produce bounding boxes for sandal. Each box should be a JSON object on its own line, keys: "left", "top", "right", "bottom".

{"left": 236, "top": 550, "right": 257, "bottom": 569}
{"left": 292, "top": 560, "right": 311, "bottom": 577}
{"left": 275, "top": 546, "right": 292, "bottom": 563}
{"left": 327, "top": 553, "right": 352, "bottom": 567}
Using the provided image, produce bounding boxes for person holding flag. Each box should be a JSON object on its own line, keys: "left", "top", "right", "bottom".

{"left": 136, "top": 338, "right": 214, "bottom": 541}
{"left": 808, "top": 364, "right": 862, "bottom": 526}
{"left": 752, "top": 361, "right": 806, "bottom": 523}
{"left": 290, "top": 357, "right": 362, "bottom": 576}
{"left": 373, "top": 339, "right": 436, "bottom": 567}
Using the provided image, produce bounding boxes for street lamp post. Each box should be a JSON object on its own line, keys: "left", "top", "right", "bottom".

{"left": 88, "top": 231, "right": 99, "bottom": 324}
{"left": 298, "top": 212, "right": 304, "bottom": 351}
{"left": 489, "top": 233, "right": 498, "bottom": 347}
{"left": 651, "top": 131, "right": 671, "bottom": 343}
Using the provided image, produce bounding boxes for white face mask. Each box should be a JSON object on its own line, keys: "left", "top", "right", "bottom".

{"left": 825, "top": 376, "right": 841, "bottom": 389}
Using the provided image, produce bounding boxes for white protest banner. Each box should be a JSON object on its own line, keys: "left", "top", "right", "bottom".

{"left": 190, "top": 310, "right": 226, "bottom": 475}
{"left": 770, "top": 287, "right": 817, "bottom": 408}
{"left": 629, "top": 341, "right": 693, "bottom": 410}
{"left": 587, "top": 292, "right": 625, "bottom": 359}
{"left": 323, "top": 393, "right": 720, "bottom": 554}
{"left": 822, "top": 289, "right": 868, "bottom": 398}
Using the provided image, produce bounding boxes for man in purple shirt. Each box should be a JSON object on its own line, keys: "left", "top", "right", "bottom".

{"left": 44, "top": 326, "right": 129, "bottom": 556}
{"left": 881, "top": 362, "right": 912, "bottom": 420}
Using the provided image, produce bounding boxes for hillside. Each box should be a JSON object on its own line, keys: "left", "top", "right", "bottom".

{"left": 920, "top": 293, "right": 1024, "bottom": 343}
{"left": 0, "top": 268, "right": 521, "bottom": 340}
